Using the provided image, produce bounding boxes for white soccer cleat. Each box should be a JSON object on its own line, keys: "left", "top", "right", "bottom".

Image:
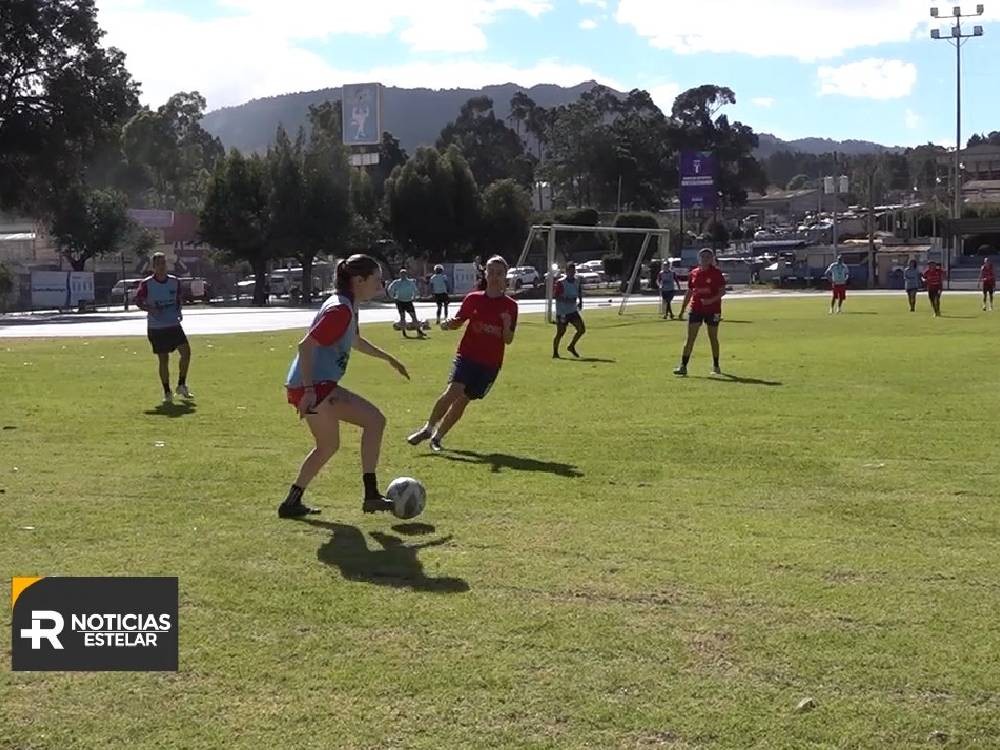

{"left": 177, "top": 384, "right": 193, "bottom": 399}
{"left": 163, "top": 391, "right": 173, "bottom": 404}
{"left": 711, "top": 366, "right": 722, "bottom": 376}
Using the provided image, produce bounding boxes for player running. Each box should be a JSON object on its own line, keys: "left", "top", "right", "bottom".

{"left": 824, "top": 255, "right": 850, "bottom": 314}
{"left": 924, "top": 260, "right": 945, "bottom": 317}
{"left": 903, "top": 259, "right": 922, "bottom": 312}
{"left": 280, "top": 254, "right": 410, "bottom": 519}
{"left": 980, "top": 256, "right": 995, "bottom": 312}
{"left": 674, "top": 248, "right": 726, "bottom": 377}
{"left": 407, "top": 255, "right": 517, "bottom": 452}
{"left": 134, "top": 252, "right": 193, "bottom": 403}
{"left": 552, "top": 261, "right": 585, "bottom": 358}
{"left": 387, "top": 268, "right": 426, "bottom": 338}
{"left": 429, "top": 264, "right": 451, "bottom": 323}
{"left": 658, "top": 260, "right": 678, "bottom": 320}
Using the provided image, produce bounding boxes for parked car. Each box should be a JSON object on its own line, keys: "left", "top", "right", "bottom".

{"left": 506, "top": 266, "right": 542, "bottom": 289}
{"left": 110, "top": 278, "right": 144, "bottom": 304}
{"left": 575, "top": 271, "right": 602, "bottom": 286}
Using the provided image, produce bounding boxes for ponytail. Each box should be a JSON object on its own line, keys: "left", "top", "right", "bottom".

{"left": 335, "top": 254, "right": 381, "bottom": 295}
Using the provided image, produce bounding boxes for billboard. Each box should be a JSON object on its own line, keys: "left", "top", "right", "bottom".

{"left": 342, "top": 83, "right": 383, "bottom": 146}
{"left": 30, "top": 271, "right": 95, "bottom": 309}
{"left": 680, "top": 151, "right": 718, "bottom": 210}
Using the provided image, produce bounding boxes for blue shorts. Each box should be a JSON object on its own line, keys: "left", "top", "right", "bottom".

{"left": 450, "top": 356, "right": 499, "bottom": 401}
{"left": 660, "top": 290, "right": 676, "bottom": 301}
{"left": 688, "top": 311, "right": 721, "bottom": 327}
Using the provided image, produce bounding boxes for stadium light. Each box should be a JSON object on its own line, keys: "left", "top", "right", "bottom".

{"left": 929, "top": 4, "right": 985, "bottom": 289}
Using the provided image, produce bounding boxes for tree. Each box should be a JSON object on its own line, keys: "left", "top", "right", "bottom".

{"left": 786, "top": 174, "right": 811, "bottom": 191}
{"left": 614, "top": 213, "right": 660, "bottom": 287}
{"left": 49, "top": 186, "right": 134, "bottom": 271}
{"left": 200, "top": 150, "right": 272, "bottom": 305}
{"left": 437, "top": 96, "right": 534, "bottom": 190}
{"left": 383, "top": 145, "right": 481, "bottom": 259}
{"left": 479, "top": 179, "right": 531, "bottom": 258}
{"left": 0, "top": 0, "right": 140, "bottom": 214}
{"left": 968, "top": 132, "right": 1000, "bottom": 148}
{"left": 374, "top": 131, "right": 408, "bottom": 200}
{"left": 307, "top": 100, "right": 343, "bottom": 141}
{"left": 296, "top": 128, "right": 353, "bottom": 302}
{"left": 121, "top": 91, "right": 224, "bottom": 210}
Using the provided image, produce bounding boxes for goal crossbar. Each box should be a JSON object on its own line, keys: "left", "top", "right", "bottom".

{"left": 514, "top": 224, "right": 671, "bottom": 323}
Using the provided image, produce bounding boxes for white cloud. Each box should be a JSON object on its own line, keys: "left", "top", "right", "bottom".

{"left": 96, "top": 0, "right": 589, "bottom": 109}
{"left": 615, "top": 0, "right": 1000, "bottom": 60}
{"left": 648, "top": 83, "right": 682, "bottom": 113}
{"left": 751, "top": 97, "right": 775, "bottom": 108}
{"left": 905, "top": 108, "right": 921, "bottom": 129}
{"left": 578, "top": 0, "right": 607, "bottom": 6}
{"left": 817, "top": 58, "right": 917, "bottom": 99}
{"left": 579, "top": 18, "right": 598, "bottom": 30}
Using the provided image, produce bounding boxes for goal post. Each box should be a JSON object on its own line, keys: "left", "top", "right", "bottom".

{"left": 514, "top": 224, "right": 671, "bottom": 323}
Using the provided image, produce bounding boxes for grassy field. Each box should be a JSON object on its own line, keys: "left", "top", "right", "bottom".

{"left": 3, "top": 295, "right": 1000, "bottom": 749}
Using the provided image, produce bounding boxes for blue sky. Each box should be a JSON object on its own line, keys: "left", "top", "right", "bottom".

{"left": 97, "top": 0, "right": 1000, "bottom": 147}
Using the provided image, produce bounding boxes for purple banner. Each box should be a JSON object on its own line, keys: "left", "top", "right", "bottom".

{"left": 680, "top": 151, "right": 717, "bottom": 210}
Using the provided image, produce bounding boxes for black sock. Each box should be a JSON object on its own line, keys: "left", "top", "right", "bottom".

{"left": 363, "top": 473, "right": 379, "bottom": 498}
{"left": 162, "top": 382, "right": 171, "bottom": 394}
{"left": 681, "top": 354, "right": 690, "bottom": 367}
{"left": 713, "top": 357, "right": 720, "bottom": 368}
{"left": 282, "top": 484, "right": 304, "bottom": 506}
{"left": 178, "top": 376, "right": 186, "bottom": 387}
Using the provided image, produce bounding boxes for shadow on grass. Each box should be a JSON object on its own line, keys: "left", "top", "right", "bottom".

{"left": 392, "top": 522, "right": 436, "bottom": 536}
{"left": 696, "top": 373, "right": 783, "bottom": 387}
{"left": 299, "top": 519, "right": 468, "bottom": 593}
{"left": 429, "top": 448, "right": 584, "bottom": 478}
{"left": 143, "top": 400, "right": 197, "bottom": 417}
{"left": 558, "top": 356, "right": 617, "bottom": 364}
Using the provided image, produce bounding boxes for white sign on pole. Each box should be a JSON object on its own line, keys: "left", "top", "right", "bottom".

{"left": 450, "top": 263, "right": 476, "bottom": 295}
{"left": 342, "top": 83, "right": 383, "bottom": 146}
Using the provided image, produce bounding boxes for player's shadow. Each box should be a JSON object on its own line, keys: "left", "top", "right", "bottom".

{"left": 392, "top": 522, "right": 436, "bottom": 536}
{"left": 700, "top": 373, "right": 783, "bottom": 387}
{"left": 143, "top": 401, "right": 197, "bottom": 417}
{"left": 433, "top": 449, "right": 584, "bottom": 478}
{"left": 560, "top": 357, "right": 617, "bottom": 364}
{"left": 301, "top": 519, "right": 468, "bottom": 593}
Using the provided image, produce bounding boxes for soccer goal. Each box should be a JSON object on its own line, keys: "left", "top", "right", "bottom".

{"left": 514, "top": 224, "right": 671, "bottom": 322}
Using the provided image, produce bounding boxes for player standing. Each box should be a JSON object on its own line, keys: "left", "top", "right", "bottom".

{"left": 658, "top": 260, "right": 678, "bottom": 320}
{"left": 674, "top": 248, "right": 726, "bottom": 377}
{"left": 924, "top": 260, "right": 945, "bottom": 317}
{"left": 980, "top": 256, "right": 995, "bottom": 312}
{"left": 429, "top": 264, "right": 451, "bottom": 323}
{"left": 407, "top": 256, "right": 517, "bottom": 452}
{"left": 134, "top": 252, "right": 192, "bottom": 403}
{"left": 552, "top": 261, "right": 585, "bottom": 358}
{"left": 824, "top": 255, "right": 850, "bottom": 314}
{"left": 280, "top": 254, "right": 410, "bottom": 519}
{"left": 903, "top": 259, "right": 922, "bottom": 312}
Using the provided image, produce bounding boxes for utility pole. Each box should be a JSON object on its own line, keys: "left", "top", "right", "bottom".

{"left": 930, "top": 4, "right": 985, "bottom": 282}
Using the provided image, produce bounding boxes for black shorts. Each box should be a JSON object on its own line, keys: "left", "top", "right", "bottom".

{"left": 660, "top": 291, "right": 676, "bottom": 302}
{"left": 434, "top": 293, "right": 450, "bottom": 304}
{"left": 928, "top": 289, "right": 942, "bottom": 302}
{"left": 984, "top": 282, "right": 995, "bottom": 293}
{"left": 688, "top": 311, "right": 721, "bottom": 327}
{"left": 395, "top": 301, "right": 416, "bottom": 316}
{"left": 148, "top": 326, "right": 188, "bottom": 354}
{"left": 556, "top": 311, "right": 583, "bottom": 327}
{"left": 450, "top": 356, "right": 499, "bottom": 401}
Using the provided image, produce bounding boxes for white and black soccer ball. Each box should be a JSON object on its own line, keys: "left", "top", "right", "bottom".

{"left": 386, "top": 477, "right": 426, "bottom": 519}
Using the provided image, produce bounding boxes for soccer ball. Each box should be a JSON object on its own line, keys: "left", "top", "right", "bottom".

{"left": 386, "top": 477, "right": 426, "bottom": 519}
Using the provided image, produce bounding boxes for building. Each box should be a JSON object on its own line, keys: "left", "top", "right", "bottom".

{"left": 939, "top": 144, "right": 1000, "bottom": 181}
{"left": 742, "top": 189, "right": 849, "bottom": 220}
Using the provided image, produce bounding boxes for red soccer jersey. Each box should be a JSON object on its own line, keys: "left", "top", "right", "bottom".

{"left": 924, "top": 267, "right": 944, "bottom": 289}
{"left": 455, "top": 291, "right": 518, "bottom": 369}
{"left": 688, "top": 266, "right": 726, "bottom": 315}
{"left": 981, "top": 264, "right": 995, "bottom": 284}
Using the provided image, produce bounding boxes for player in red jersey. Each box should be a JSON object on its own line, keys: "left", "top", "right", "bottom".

{"left": 674, "top": 248, "right": 726, "bottom": 376}
{"left": 407, "top": 255, "right": 518, "bottom": 452}
{"left": 980, "top": 257, "right": 995, "bottom": 312}
{"left": 924, "top": 261, "right": 945, "bottom": 317}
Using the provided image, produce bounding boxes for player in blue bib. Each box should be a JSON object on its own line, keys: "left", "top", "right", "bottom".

{"left": 280, "top": 254, "right": 411, "bottom": 519}
{"left": 429, "top": 264, "right": 451, "bottom": 323}
{"left": 552, "top": 262, "right": 586, "bottom": 358}
{"left": 134, "top": 252, "right": 192, "bottom": 403}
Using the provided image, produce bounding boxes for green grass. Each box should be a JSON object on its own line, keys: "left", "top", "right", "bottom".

{"left": 3, "top": 296, "right": 1000, "bottom": 749}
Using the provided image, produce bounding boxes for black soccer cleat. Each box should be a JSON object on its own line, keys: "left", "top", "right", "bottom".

{"left": 278, "top": 501, "right": 321, "bottom": 519}
{"left": 430, "top": 437, "right": 444, "bottom": 453}
{"left": 568, "top": 345, "right": 580, "bottom": 358}
{"left": 362, "top": 494, "right": 393, "bottom": 514}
